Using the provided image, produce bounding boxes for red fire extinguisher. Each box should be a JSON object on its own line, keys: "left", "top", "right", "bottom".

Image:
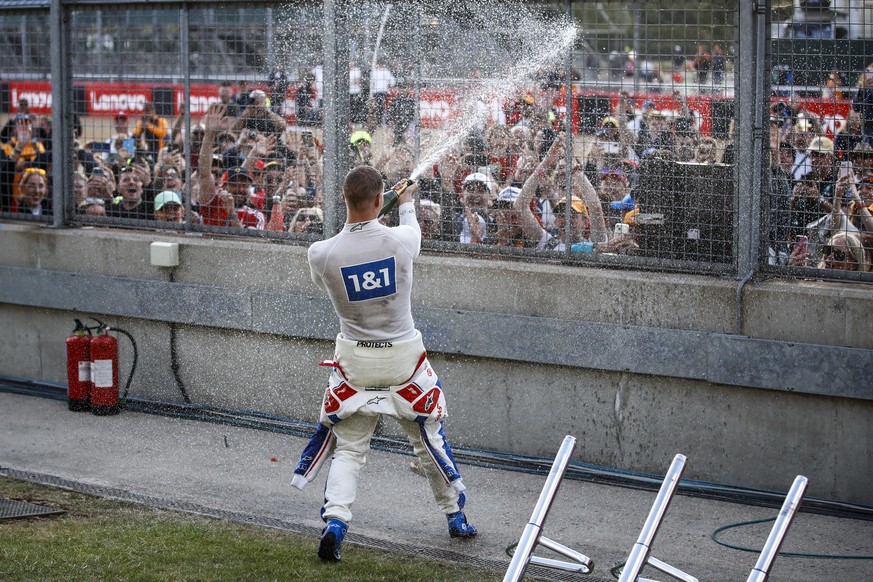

{"left": 65, "top": 319, "right": 92, "bottom": 412}
{"left": 90, "top": 321, "right": 120, "bottom": 416}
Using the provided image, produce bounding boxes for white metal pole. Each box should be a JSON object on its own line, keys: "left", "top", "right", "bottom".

{"left": 746, "top": 476, "right": 808, "bottom": 582}
{"left": 503, "top": 435, "right": 577, "bottom": 582}
{"left": 618, "top": 454, "right": 687, "bottom": 582}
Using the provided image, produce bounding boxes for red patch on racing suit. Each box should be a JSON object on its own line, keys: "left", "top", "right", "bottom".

{"left": 412, "top": 388, "right": 441, "bottom": 414}
{"left": 324, "top": 383, "right": 357, "bottom": 414}
{"left": 397, "top": 383, "right": 423, "bottom": 403}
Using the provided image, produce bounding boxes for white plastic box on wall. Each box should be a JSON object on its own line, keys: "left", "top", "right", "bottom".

{"left": 150, "top": 242, "right": 179, "bottom": 267}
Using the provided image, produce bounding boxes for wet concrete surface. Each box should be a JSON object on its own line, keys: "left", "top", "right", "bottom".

{"left": 1, "top": 392, "right": 871, "bottom": 581}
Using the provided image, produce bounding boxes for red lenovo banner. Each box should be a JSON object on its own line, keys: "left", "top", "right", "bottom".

{"left": 86, "top": 82, "right": 152, "bottom": 115}
{"left": 6, "top": 80, "right": 233, "bottom": 117}
{"left": 5, "top": 79, "right": 852, "bottom": 140}
{"left": 9, "top": 81, "right": 53, "bottom": 115}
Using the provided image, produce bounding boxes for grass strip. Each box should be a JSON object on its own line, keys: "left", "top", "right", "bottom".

{"left": 0, "top": 477, "right": 500, "bottom": 582}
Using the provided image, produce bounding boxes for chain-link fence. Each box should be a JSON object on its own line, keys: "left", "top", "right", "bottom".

{"left": 0, "top": 0, "right": 870, "bottom": 281}
{"left": 767, "top": 1, "right": 873, "bottom": 280}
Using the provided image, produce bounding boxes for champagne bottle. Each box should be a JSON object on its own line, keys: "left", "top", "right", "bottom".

{"left": 378, "top": 178, "right": 414, "bottom": 217}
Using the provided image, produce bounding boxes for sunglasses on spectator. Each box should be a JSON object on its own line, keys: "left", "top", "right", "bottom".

{"left": 160, "top": 203, "right": 182, "bottom": 211}
{"left": 24, "top": 167, "right": 47, "bottom": 176}
{"left": 81, "top": 197, "right": 105, "bottom": 206}
{"left": 296, "top": 213, "right": 319, "bottom": 221}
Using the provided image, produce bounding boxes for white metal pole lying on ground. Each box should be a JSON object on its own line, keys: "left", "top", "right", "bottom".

{"left": 617, "top": 454, "right": 697, "bottom": 582}
{"left": 503, "top": 435, "right": 594, "bottom": 582}
{"left": 746, "top": 475, "right": 808, "bottom": 582}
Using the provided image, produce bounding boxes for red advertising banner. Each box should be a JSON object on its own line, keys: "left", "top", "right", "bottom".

{"left": 5, "top": 79, "right": 852, "bottom": 140}
{"left": 416, "top": 89, "right": 462, "bottom": 128}
{"left": 176, "top": 84, "right": 224, "bottom": 116}
{"left": 9, "top": 81, "right": 53, "bottom": 115}
{"left": 85, "top": 82, "right": 152, "bottom": 115}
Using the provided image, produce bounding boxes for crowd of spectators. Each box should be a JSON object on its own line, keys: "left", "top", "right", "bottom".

{"left": 406, "top": 85, "right": 716, "bottom": 256}
{"left": 765, "top": 63, "right": 873, "bottom": 272}
{"left": 0, "top": 61, "right": 870, "bottom": 274}
{"left": 0, "top": 83, "right": 327, "bottom": 234}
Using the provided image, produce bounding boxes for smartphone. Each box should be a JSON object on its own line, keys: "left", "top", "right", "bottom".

{"left": 603, "top": 142, "right": 620, "bottom": 155}
{"left": 301, "top": 131, "right": 313, "bottom": 147}
{"left": 614, "top": 223, "right": 630, "bottom": 237}
{"left": 92, "top": 167, "right": 105, "bottom": 178}
{"left": 122, "top": 138, "right": 135, "bottom": 153}
{"left": 793, "top": 235, "right": 808, "bottom": 257}
{"left": 838, "top": 160, "right": 852, "bottom": 180}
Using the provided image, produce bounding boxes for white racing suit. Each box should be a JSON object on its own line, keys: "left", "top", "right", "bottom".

{"left": 293, "top": 330, "right": 466, "bottom": 524}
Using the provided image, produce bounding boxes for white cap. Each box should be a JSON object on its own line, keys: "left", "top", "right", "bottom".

{"left": 495, "top": 187, "right": 521, "bottom": 205}
{"left": 462, "top": 172, "right": 495, "bottom": 194}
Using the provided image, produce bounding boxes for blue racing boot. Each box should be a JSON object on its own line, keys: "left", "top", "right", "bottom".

{"left": 447, "top": 510, "right": 477, "bottom": 538}
{"left": 318, "top": 518, "right": 348, "bottom": 561}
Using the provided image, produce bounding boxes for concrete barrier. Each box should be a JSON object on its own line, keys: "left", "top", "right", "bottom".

{"left": 1, "top": 223, "right": 871, "bottom": 503}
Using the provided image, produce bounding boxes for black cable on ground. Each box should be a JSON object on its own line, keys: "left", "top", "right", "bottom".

{"left": 110, "top": 327, "right": 138, "bottom": 402}
{"left": 167, "top": 268, "right": 192, "bottom": 404}
{"left": 168, "top": 323, "right": 191, "bottom": 404}
{"left": 2, "top": 374, "right": 872, "bottom": 525}
{"left": 711, "top": 517, "right": 873, "bottom": 559}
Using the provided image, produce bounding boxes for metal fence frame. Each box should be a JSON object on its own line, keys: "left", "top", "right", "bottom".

{"left": 1, "top": 0, "right": 871, "bottom": 283}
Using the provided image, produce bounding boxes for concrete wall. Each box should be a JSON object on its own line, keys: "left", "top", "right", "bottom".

{"left": 0, "top": 223, "right": 871, "bottom": 503}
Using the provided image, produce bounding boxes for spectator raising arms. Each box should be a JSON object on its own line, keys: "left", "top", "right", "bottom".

{"left": 1, "top": 98, "right": 32, "bottom": 144}
{"left": 232, "top": 90, "right": 286, "bottom": 138}
{"left": 515, "top": 133, "right": 609, "bottom": 251}
{"left": 198, "top": 103, "right": 265, "bottom": 230}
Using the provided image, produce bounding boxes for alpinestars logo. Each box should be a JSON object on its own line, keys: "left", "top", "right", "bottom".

{"left": 367, "top": 396, "right": 386, "bottom": 406}
{"left": 424, "top": 392, "right": 435, "bottom": 411}
{"left": 350, "top": 222, "right": 369, "bottom": 232}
